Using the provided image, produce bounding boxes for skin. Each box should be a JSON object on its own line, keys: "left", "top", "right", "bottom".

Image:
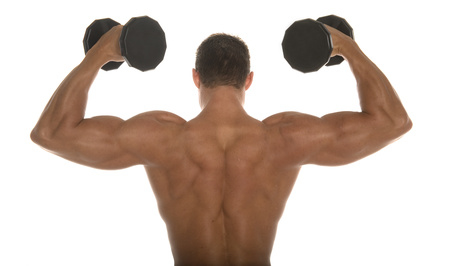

{"left": 31, "top": 24, "right": 412, "bottom": 265}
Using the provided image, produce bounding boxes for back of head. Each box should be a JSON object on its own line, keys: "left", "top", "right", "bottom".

{"left": 195, "top": 34, "right": 251, "bottom": 89}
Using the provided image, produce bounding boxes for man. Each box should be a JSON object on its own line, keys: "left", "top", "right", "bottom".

{"left": 31, "top": 23, "right": 412, "bottom": 265}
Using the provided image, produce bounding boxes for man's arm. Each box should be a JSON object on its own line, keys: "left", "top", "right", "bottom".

{"left": 269, "top": 26, "right": 412, "bottom": 166}
{"left": 30, "top": 26, "right": 171, "bottom": 170}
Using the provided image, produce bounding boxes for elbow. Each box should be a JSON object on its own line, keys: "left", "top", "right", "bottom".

{"left": 371, "top": 109, "right": 412, "bottom": 142}
{"left": 385, "top": 112, "right": 413, "bottom": 140}
{"left": 393, "top": 111, "right": 413, "bottom": 136}
{"left": 30, "top": 125, "right": 54, "bottom": 148}
{"left": 30, "top": 126, "right": 44, "bottom": 146}
{"left": 401, "top": 116, "right": 413, "bottom": 134}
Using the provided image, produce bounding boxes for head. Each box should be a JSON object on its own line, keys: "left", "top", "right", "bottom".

{"left": 193, "top": 33, "right": 253, "bottom": 91}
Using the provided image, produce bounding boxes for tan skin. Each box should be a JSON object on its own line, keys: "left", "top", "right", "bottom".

{"left": 31, "top": 24, "right": 412, "bottom": 265}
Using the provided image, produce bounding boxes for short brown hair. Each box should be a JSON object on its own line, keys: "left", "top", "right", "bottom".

{"left": 195, "top": 33, "right": 251, "bottom": 89}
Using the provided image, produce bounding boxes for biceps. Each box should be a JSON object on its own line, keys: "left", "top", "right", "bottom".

{"left": 298, "top": 112, "right": 392, "bottom": 166}
{"left": 311, "top": 112, "right": 396, "bottom": 166}
{"left": 52, "top": 116, "right": 142, "bottom": 170}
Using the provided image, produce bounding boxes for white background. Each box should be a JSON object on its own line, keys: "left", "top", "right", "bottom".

{"left": 1, "top": 0, "right": 451, "bottom": 265}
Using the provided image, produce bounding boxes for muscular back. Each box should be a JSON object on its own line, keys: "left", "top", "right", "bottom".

{"left": 141, "top": 112, "right": 301, "bottom": 265}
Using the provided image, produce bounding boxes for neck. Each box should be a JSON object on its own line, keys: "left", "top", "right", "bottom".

{"left": 199, "top": 86, "right": 247, "bottom": 120}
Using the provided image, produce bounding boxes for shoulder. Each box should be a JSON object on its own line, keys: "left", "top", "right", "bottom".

{"left": 119, "top": 111, "right": 187, "bottom": 141}
{"left": 263, "top": 112, "right": 332, "bottom": 145}
{"left": 118, "top": 111, "right": 186, "bottom": 142}
{"left": 263, "top": 111, "right": 323, "bottom": 130}
{"left": 119, "top": 111, "right": 186, "bottom": 134}
{"left": 115, "top": 111, "right": 187, "bottom": 165}
{"left": 261, "top": 112, "right": 332, "bottom": 166}
{"left": 126, "top": 111, "right": 186, "bottom": 125}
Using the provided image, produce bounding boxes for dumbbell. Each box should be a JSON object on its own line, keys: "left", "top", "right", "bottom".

{"left": 83, "top": 16, "right": 166, "bottom": 72}
{"left": 282, "top": 15, "right": 354, "bottom": 73}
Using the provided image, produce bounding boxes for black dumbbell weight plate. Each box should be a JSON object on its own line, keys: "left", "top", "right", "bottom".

{"left": 282, "top": 19, "right": 333, "bottom": 73}
{"left": 120, "top": 16, "right": 167, "bottom": 72}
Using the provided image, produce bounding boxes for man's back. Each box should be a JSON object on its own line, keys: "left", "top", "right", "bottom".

{"left": 142, "top": 107, "right": 300, "bottom": 265}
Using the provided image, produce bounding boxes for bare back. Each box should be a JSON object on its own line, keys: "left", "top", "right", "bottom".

{"left": 143, "top": 113, "right": 300, "bottom": 265}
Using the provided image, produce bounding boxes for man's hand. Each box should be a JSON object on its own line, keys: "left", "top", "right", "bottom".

{"left": 88, "top": 25, "right": 124, "bottom": 65}
{"left": 324, "top": 24, "right": 354, "bottom": 58}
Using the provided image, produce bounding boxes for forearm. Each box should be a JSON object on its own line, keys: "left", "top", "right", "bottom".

{"left": 342, "top": 40, "right": 410, "bottom": 125}
{"left": 31, "top": 50, "right": 107, "bottom": 141}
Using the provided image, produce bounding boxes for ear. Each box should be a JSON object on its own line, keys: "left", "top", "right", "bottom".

{"left": 192, "top": 69, "right": 201, "bottom": 89}
{"left": 245, "top": 72, "right": 254, "bottom": 91}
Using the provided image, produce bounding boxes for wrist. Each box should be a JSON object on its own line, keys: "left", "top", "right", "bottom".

{"left": 84, "top": 47, "right": 115, "bottom": 71}
{"left": 336, "top": 41, "right": 364, "bottom": 66}
{"left": 87, "top": 46, "right": 109, "bottom": 65}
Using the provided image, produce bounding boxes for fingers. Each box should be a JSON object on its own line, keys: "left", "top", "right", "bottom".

{"left": 95, "top": 26, "right": 124, "bottom": 62}
{"left": 323, "top": 25, "right": 341, "bottom": 56}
